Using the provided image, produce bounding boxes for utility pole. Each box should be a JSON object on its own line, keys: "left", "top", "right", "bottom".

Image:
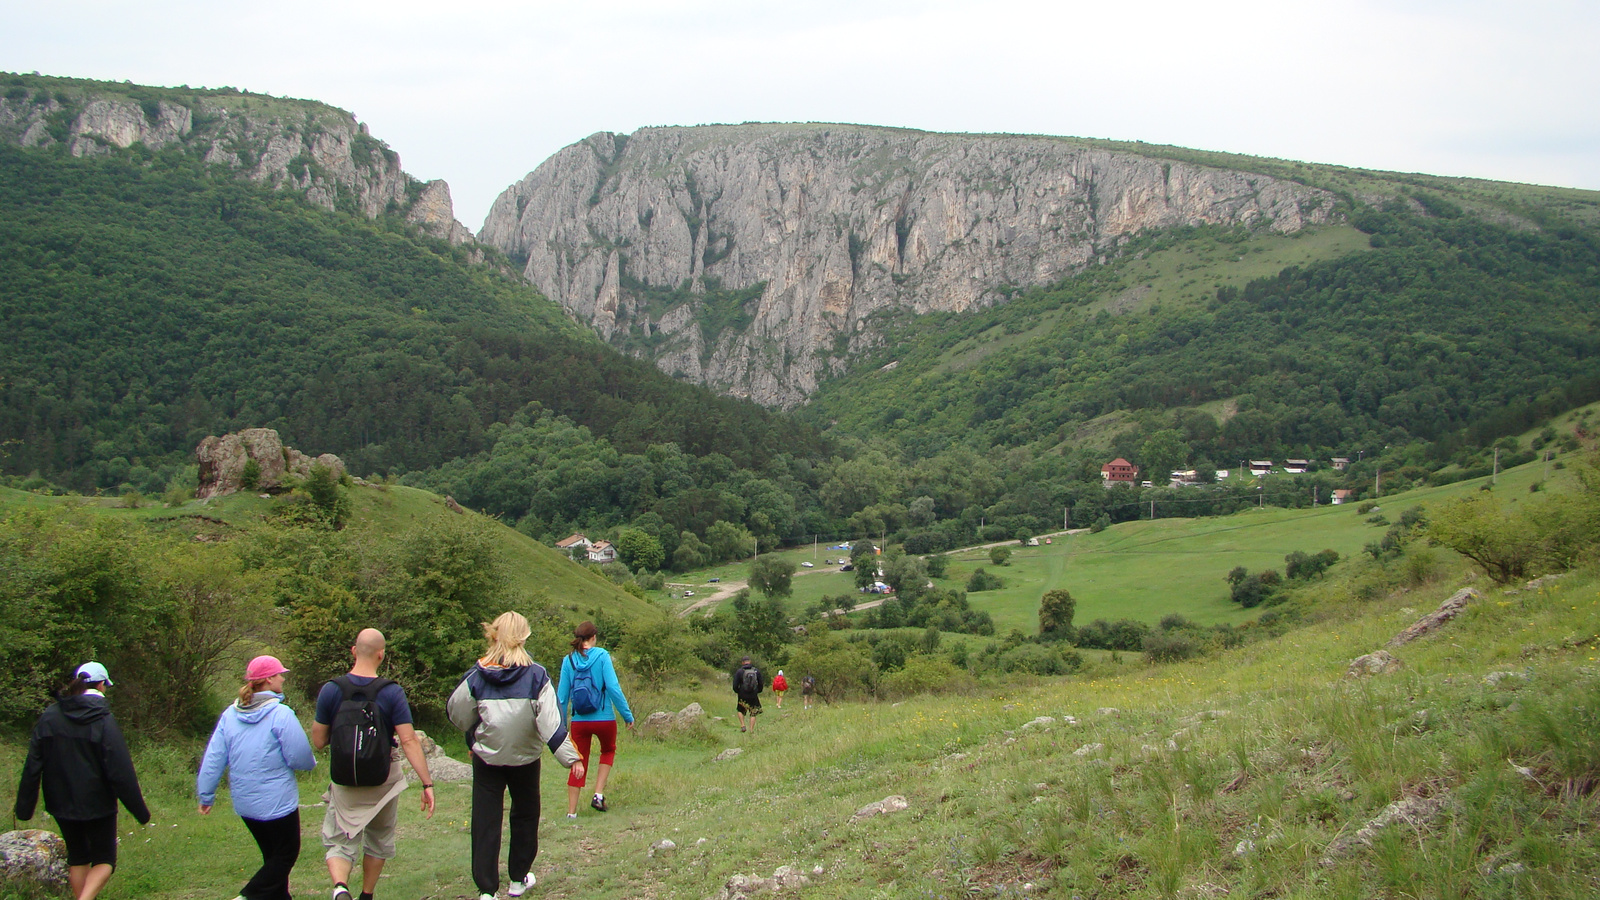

{"left": 1493, "top": 447, "right": 1500, "bottom": 484}
{"left": 1150, "top": 499, "right": 1156, "bottom": 520}
{"left": 1064, "top": 505, "right": 1069, "bottom": 531}
{"left": 1375, "top": 467, "right": 1382, "bottom": 498}
{"left": 1313, "top": 485, "right": 1318, "bottom": 507}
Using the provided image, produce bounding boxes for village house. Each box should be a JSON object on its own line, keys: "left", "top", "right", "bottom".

{"left": 1330, "top": 457, "right": 1350, "bottom": 471}
{"left": 587, "top": 540, "right": 618, "bottom": 563}
{"left": 1249, "top": 460, "right": 1274, "bottom": 477}
{"left": 1283, "top": 459, "right": 1310, "bottom": 474}
{"left": 1331, "top": 489, "right": 1355, "bottom": 505}
{"left": 555, "top": 533, "right": 591, "bottom": 555}
{"left": 1101, "top": 458, "right": 1140, "bottom": 485}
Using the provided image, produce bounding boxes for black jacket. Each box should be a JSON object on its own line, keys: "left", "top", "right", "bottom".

{"left": 14, "top": 693, "right": 150, "bottom": 824}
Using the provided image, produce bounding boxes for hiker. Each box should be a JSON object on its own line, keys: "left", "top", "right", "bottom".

{"left": 557, "top": 621, "right": 635, "bottom": 817}
{"left": 311, "top": 628, "right": 435, "bottom": 900}
{"left": 449, "top": 612, "right": 584, "bottom": 900}
{"left": 732, "top": 656, "right": 764, "bottom": 733}
{"left": 802, "top": 674, "right": 817, "bottom": 710}
{"left": 14, "top": 662, "right": 151, "bottom": 900}
{"left": 196, "top": 655, "right": 316, "bottom": 900}
{"left": 772, "top": 669, "right": 788, "bottom": 708}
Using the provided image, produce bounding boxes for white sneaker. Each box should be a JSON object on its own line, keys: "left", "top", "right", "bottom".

{"left": 508, "top": 872, "right": 537, "bottom": 896}
{"left": 479, "top": 894, "right": 496, "bottom": 900}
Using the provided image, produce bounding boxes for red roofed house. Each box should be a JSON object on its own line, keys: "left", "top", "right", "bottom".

{"left": 587, "top": 540, "right": 618, "bottom": 563}
{"left": 556, "top": 533, "right": 591, "bottom": 554}
{"left": 1101, "top": 458, "right": 1140, "bottom": 485}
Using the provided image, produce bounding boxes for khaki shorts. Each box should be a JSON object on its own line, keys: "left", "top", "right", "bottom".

{"left": 322, "top": 793, "right": 399, "bottom": 862}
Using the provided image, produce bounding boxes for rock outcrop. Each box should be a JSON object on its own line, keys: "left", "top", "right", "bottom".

{"left": 1387, "top": 587, "right": 1480, "bottom": 647}
{"left": 481, "top": 124, "right": 1341, "bottom": 406}
{"left": 0, "top": 77, "right": 473, "bottom": 245}
{"left": 0, "top": 829, "right": 68, "bottom": 893}
{"left": 194, "top": 428, "right": 345, "bottom": 500}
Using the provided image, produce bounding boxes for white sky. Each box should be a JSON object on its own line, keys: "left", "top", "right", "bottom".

{"left": 5, "top": 1, "right": 1597, "bottom": 231}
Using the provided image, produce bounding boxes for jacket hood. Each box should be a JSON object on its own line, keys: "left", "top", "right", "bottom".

{"left": 58, "top": 693, "right": 110, "bottom": 725}
{"left": 478, "top": 662, "right": 531, "bottom": 686}
{"left": 569, "top": 648, "right": 605, "bottom": 672}
{"left": 232, "top": 692, "right": 283, "bottom": 724}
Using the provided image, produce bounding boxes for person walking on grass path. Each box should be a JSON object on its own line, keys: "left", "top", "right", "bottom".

{"left": 802, "top": 674, "right": 816, "bottom": 710}
{"left": 772, "top": 670, "right": 788, "bottom": 708}
{"left": 556, "top": 621, "right": 635, "bottom": 817}
{"left": 197, "top": 655, "right": 316, "bottom": 900}
{"left": 448, "top": 612, "right": 584, "bottom": 900}
{"left": 732, "top": 656, "right": 765, "bottom": 734}
{"left": 311, "top": 629, "right": 435, "bottom": 900}
{"left": 14, "top": 662, "right": 152, "bottom": 900}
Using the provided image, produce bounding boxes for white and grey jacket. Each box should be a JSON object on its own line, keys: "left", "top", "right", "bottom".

{"left": 447, "top": 661, "right": 579, "bottom": 768}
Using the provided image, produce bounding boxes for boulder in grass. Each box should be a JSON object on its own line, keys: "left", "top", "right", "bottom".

{"left": 0, "top": 829, "right": 68, "bottom": 893}
{"left": 850, "top": 795, "right": 909, "bottom": 822}
{"left": 1346, "top": 650, "right": 1402, "bottom": 678}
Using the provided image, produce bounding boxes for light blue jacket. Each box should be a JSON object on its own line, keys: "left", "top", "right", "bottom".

{"left": 557, "top": 647, "right": 634, "bottom": 725}
{"left": 196, "top": 692, "right": 315, "bottom": 821}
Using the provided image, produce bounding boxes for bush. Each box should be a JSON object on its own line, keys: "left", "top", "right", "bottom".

{"left": 995, "top": 642, "right": 1082, "bottom": 675}
{"left": 877, "top": 654, "right": 975, "bottom": 700}
{"left": 967, "top": 567, "right": 1003, "bottom": 592}
{"left": 989, "top": 546, "right": 1012, "bottom": 566}
{"left": 784, "top": 631, "right": 877, "bottom": 701}
{"left": 1143, "top": 630, "right": 1203, "bottom": 663}
{"left": 1074, "top": 618, "right": 1151, "bottom": 651}
{"left": 620, "top": 616, "right": 689, "bottom": 684}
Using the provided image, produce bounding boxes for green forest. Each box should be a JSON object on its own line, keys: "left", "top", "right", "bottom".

{"left": 0, "top": 143, "right": 823, "bottom": 497}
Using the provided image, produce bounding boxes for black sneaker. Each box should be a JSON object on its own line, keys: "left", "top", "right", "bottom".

{"left": 591, "top": 793, "right": 608, "bottom": 812}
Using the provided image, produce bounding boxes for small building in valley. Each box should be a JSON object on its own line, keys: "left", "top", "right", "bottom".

{"left": 1101, "top": 458, "right": 1140, "bottom": 484}
{"left": 1283, "top": 459, "right": 1310, "bottom": 474}
{"left": 1249, "top": 460, "right": 1274, "bottom": 477}
{"left": 1331, "top": 489, "right": 1355, "bottom": 505}
{"left": 556, "top": 534, "right": 591, "bottom": 554}
{"left": 587, "top": 540, "right": 618, "bottom": 563}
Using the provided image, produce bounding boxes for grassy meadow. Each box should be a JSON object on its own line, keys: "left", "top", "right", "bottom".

{"left": 6, "top": 531, "right": 1599, "bottom": 898}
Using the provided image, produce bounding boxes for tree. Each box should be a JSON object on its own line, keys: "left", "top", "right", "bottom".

{"left": 924, "top": 553, "right": 949, "bottom": 579}
{"left": 1038, "top": 588, "right": 1076, "bottom": 641}
{"left": 989, "top": 546, "right": 1012, "bottom": 566}
{"left": 967, "top": 568, "right": 1003, "bottom": 592}
{"left": 705, "top": 519, "right": 754, "bottom": 565}
{"left": 615, "top": 528, "right": 665, "bottom": 572}
{"left": 749, "top": 555, "right": 795, "bottom": 599}
{"left": 729, "top": 589, "right": 789, "bottom": 660}
{"left": 672, "top": 530, "right": 708, "bottom": 571}
{"left": 1139, "top": 429, "right": 1188, "bottom": 485}
{"left": 1425, "top": 493, "right": 1549, "bottom": 584}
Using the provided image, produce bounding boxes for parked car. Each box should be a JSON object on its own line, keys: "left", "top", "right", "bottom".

{"left": 684, "top": 590, "right": 695, "bottom": 597}
{"left": 708, "top": 577, "right": 720, "bottom": 582}
{"left": 801, "top": 561, "right": 814, "bottom": 568}
{"left": 840, "top": 564, "right": 854, "bottom": 571}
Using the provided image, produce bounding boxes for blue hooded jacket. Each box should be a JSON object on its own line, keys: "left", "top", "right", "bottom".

{"left": 557, "top": 647, "right": 634, "bottom": 725}
{"left": 196, "top": 692, "right": 316, "bottom": 821}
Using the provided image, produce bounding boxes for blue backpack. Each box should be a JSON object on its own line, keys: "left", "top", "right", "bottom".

{"left": 568, "top": 656, "right": 601, "bottom": 715}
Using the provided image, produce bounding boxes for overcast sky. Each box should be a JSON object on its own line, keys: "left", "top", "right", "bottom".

{"left": 5, "top": 1, "right": 1596, "bottom": 230}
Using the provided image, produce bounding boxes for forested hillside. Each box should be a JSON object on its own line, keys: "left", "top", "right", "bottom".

{"left": 0, "top": 143, "right": 823, "bottom": 495}
{"left": 803, "top": 206, "right": 1600, "bottom": 478}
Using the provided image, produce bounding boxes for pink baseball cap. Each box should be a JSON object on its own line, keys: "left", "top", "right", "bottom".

{"left": 246, "top": 655, "right": 290, "bottom": 680}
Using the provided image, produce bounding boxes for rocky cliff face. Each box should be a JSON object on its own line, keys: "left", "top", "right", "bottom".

{"left": 481, "top": 124, "right": 1340, "bottom": 407}
{"left": 0, "top": 77, "right": 473, "bottom": 245}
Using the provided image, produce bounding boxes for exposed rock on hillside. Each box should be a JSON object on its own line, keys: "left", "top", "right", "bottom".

{"left": 481, "top": 124, "right": 1340, "bottom": 406}
{"left": 0, "top": 77, "right": 473, "bottom": 245}
{"left": 195, "top": 428, "right": 344, "bottom": 500}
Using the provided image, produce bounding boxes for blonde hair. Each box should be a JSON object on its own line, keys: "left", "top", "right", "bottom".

{"left": 481, "top": 611, "right": 533, "bottom": 667}
{"left": 237, "top": 678, "right": 273, "bottom": 707}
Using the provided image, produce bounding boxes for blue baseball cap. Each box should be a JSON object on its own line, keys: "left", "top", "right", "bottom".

{"left": 75, "top": 662, "right": 113, "bottom": 686}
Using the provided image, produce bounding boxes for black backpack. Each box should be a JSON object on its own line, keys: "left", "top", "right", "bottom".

{"left": 328, "top": 675, "right": 395, "bottom": 787}
{"left": 738, "top": 666, "right": 761, "bottom": 695}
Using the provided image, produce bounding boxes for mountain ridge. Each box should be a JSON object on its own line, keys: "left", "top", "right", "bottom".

{"left": 480, "top": 123, "right": 1344, "bottom": 406}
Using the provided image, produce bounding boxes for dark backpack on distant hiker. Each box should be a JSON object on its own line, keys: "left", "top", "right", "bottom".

{"left": 329, "top": 675, "right": 395, "bottom": 787}
{"left": 738, "top": 666, "right": 761, "bottom": 695}
{"left": 567, "top": 657, "right": 602, "bottom": 715}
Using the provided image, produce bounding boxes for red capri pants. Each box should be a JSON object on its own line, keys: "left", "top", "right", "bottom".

{"left": 567, "top": 719, "right": 619, "bottom": 788}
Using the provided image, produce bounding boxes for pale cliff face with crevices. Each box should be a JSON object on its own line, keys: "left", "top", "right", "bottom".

{"left": 0, "top": 87, "right": 473, "bottom": 246}
{"left": 480, "top": 125, "right": 1340, "bottom": 408}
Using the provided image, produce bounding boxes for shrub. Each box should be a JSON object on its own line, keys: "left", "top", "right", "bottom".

{"left": 1074, "top": 618, "right": 1152, "bottom": 651}
{"left": 967, "top": 567, "right": 1003, "bottom": 592}
{"left": 1038, "top": 589, "right": 1076, "bottom": 641}
{"left": 1143, "top": 630, "right": 1203, "bottom": 663}
{"left": 996, "top": 642, "right": 1081, "bottom": 675}
{"left": 989, "top": 546, "right": 1012, "bottom": 566}
{"left": 620, "top": 616, "right": 689, "bottom": 684}
{"left": 878, "top": 654, "right": 975, "bottom": 700}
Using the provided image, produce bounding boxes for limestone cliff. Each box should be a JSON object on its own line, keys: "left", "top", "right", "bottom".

{"left": 481, "top": 124, "right": 1340, "bottom": 407}
{"left": 0, "top": 75, "right": 473, "bottom": 245}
